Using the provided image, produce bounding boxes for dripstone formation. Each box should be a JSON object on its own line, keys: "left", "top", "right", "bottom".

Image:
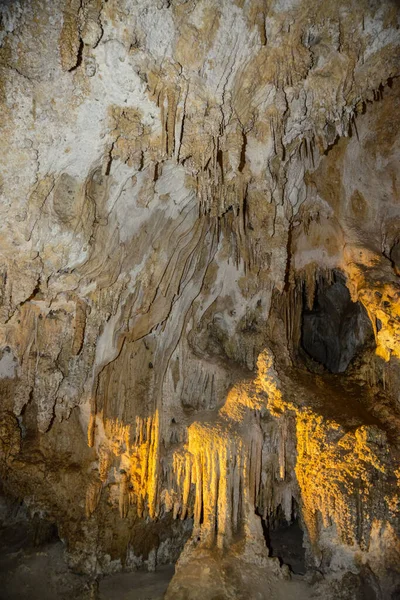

{"left": 0, "top": 0, "right": 399, "bottom": 598}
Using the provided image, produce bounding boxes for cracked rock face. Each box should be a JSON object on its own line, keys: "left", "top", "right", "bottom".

{"left": 0, "top": 0, "right": 400, "bottom": 598}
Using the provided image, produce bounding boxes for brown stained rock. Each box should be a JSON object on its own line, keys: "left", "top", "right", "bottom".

{"left": 59, "top": 0, "right": 83, "bottom": 72}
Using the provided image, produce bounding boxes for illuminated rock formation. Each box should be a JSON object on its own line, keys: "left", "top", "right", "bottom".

{"left": 0, "top": 0, "right": 399, "bottom": 598}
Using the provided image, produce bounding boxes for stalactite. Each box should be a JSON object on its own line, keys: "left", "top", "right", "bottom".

{"left": 85, "top": 475, "right": 102, "bottom": 518}
{"left": 278, "top": 417, "right": 287, "bottom": 480}
{"left": 119, "top": 471, "right": 130, "bottom": 519}
{"left": 147, "top": 412, "right": 160, "bottom": 519}
{"left": 167, "top": 89, "right": 177, "bottom": 157}
{"left": 282, "top": 282, "right": 302, "bottom": 349}
{"left": 162, "top": 377, "right": 288, "bottom": 552}
{"left": 99, "top": 444, "right": 112, "bottom": 483}
{"left": 160, "top": 92, "right": 167, "bottom": 157}
{"left": 72, "top": 298, "right": 87, "bottom": 355}
{"left": 87, "top": 412, "right": 96, "bottom": 448}
{"left": 304, "top": 263, "right": 317, "bottom": 311}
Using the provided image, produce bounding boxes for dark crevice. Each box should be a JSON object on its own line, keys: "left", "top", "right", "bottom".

{"left": 283, "top": 224, "right": 293, "bottom": 292}
{"left": 268, "top": 518, "right": 306, "bottom": 575}
{"left": 259, "top": 503, "right": 306, "bottom": 575}
{"left": 301, "top": 272, "right": 374, "bottom": 373}
{"left": 4, "top": 281, "right": 41, "bottom": 324}
{"left": 68, "top": 39, "right": 84, "bottom": 73}
{"left": 238, "top": 131, "right": 247, "bottom": 172}
{"left": 389, "top": 239, "right": 400, "bottom": 275}
{"left": 177, "top": 111, "right": 186, "bottom": 163}
{"left": 217, "top": 149, "right": 224, "bottom": 183}
{"left": 323, "top": 133, "right": 340, "bottom": 156}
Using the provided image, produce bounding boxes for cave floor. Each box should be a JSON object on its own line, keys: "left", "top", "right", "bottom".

{"left": 0, "top": 536, "right": 174, "bottom": 600}
{"left": 99, "top": 566, "right": 175, "bottom": 600}
{"left": 0, "top": 516, "right": 174, "bottom": 600}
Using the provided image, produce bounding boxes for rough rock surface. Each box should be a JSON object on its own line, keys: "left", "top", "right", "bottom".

{"left": 0, "top": 0, "right": 399, "bottom": 598}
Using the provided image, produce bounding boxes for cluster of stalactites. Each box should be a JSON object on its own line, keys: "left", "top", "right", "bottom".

{"left": 85, "top": 346, "right": 396, "bottom": 563}
{"left": 281, "top": 264, "right": 336, "bottom": 350}
{"left": 164, "top": 380, "right": 296, "bottom": 550}
{"left": 257, "top": 417, "right": 297, "bottom": 523}
{"left": 121, "top": 412, "right": 160, "bottom": 519}
{"left": 295, "top": 410, "right": 390, "bottom": 555}
{"left": 86, "top": 412, "right": 160, "bottom": 520}
{"left": 85, "top": 350, "right": 299, "bottom": 550}
{"left": 166, "top": 418, "right": 264, "bottom": 549}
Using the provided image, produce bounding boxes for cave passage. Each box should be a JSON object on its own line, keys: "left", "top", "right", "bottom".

{"left": 301, "top": 273, "right": 373, "bottom": 373}
{"left": 268, "top": 518, "right": 306, "bottom": 575}
{"left": 262, "top": 508, "right": 306, "bottom": 576}
{"left": 260, "top": 502, "right": 306, "bottom": 576}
